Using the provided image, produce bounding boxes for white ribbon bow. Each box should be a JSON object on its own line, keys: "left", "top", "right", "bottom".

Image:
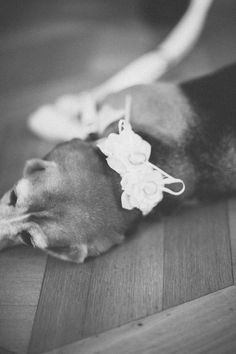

{"left": 97, "top": 98, "right": 185, "bottom": 215}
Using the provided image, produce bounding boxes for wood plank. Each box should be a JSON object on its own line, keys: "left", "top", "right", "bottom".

{"left": 28, "top": 257, "right": 94, "bottom": 354}
{"left": 0, "top": 26, "right": 92, "bottom": 95}
{"left": 0, "top": 247, "right": 46, "bottom": 306}
{"left": 0, "top": 69, "right": 48, "bottom": 354}
{"left": 0, "top": 347, "right": 17, "bottom": 354}
{"left": 83, "top": 220, "right": 164, "bottom": 336}
{"left": 163, "top": 202, "right": 233, "bottom": 309}
{"left": 0, "top": 16, "right": 158, "bottom": 96}
{"left": 28, "top": 220, "right": 164, "bottom": 353}
{"left": 0, "top": 247, "right": 47, "bottom": 354}
{"left": 0, "top": 77, "right": 48, "bottom": 354}
{"left": 46, "top": 285, "right": 236, "bottom": 354}
{"left": 0, "top": 306, "right": 36, "bottom": 354}
{"left": 227, "top": 198, "right": 236, "bottom": 282}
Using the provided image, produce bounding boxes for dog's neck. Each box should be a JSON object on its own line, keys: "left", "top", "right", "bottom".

{"left": 181, "top": 63, "right": 236, "bottom": 125}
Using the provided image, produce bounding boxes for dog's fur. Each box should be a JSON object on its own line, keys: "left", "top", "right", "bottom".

{"left": 1, "top": 63, "right": 236, "bottom": 262}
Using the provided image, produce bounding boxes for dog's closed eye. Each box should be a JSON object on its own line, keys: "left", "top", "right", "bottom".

{"left": 9, "top": 189, "right": 17, "bottom": 207}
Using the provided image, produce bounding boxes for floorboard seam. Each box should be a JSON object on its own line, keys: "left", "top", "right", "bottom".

{"left": 81, "top": 261, "right": 96, "bottom": 338}
{"left": 227, "top": 199, "right": 236, "bottom": 284}
{"left": 26, "top": 255, "right": 49, "bottom": 354}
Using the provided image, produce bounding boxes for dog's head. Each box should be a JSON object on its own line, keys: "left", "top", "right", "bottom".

{"left": 0, "top": 139, "right": 136, "bottom": 262}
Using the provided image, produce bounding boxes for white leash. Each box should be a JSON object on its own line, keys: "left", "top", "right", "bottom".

{"left": 28, "top": 0, "right": 214, "bottom": 142}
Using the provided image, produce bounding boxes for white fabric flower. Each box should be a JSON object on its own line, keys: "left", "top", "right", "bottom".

{"left": 97, "top": 118, "right": 185, "bottom": 216}
{"left": 98, "top": 124, "right": 151, "bottom": 176}
{"left": 120, "top": 168, "right": 164, "bottom": 215}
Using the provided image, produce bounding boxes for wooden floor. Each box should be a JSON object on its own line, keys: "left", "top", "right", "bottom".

{"left": 0, "top": 1, "right": 236, "bottom": 353}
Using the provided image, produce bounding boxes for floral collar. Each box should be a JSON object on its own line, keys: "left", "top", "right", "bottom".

{"left": 97, "top": 98, "right": 185, "bottom": 215}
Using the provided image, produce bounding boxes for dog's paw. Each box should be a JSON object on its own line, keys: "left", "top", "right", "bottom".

{"left": 45, "top": 233, "right": 124, "bottom": 263}
{"left": 45, "top": 244, "right": 88, "bottom": 263}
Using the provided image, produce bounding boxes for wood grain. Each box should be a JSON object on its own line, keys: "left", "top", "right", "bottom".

{"left": 46, "top": 285, "right": 236, "bottom": 354}
{"left": 163, "top": 202, "right": 233, "bottom": 309}
{"left": 0, "top": 9, "right": 159, "bottom": 98}
{"left": 0, "top": 70, "right": 48, "bottom": 354}
{"left": 0, "top": 305, "right": 35, "bottom": 354}
{"left": 0, "top": 38, "right": 49, "bottom": 353}
{"left": 28, "top": 220, "right": 164, "bottom": 353}
{"left": 83, "top": 221, "right": 164, "bottom": 336}
{"left": 28, "top": 257, "right": 94, "bottom": 354}
{"left": 0, "top": 347, "right": 17, "bottom": 354}
{"left": 0, "top": 247, "right": 47, "bottom": 354}
{"left": 227, "top": 198, "right": 236, "bottom": 282}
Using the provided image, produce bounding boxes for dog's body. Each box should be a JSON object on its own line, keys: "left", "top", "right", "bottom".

{"left": 1, "top": 63, "right": 236, "bottom": 262}
{"left": 101, "top": 63, "right": 236, "bottom": 200}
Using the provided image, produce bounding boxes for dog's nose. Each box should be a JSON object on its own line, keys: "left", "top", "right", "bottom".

{"left": 0, "top": 194, "right": 28, "bottom": 221}
{"left": 0, "top": 189, "right": 29, "bottom": 249}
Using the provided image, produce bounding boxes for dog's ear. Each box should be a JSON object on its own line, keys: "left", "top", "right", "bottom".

{"left": 23, "top": 158, "right": 56, "bottom": 177}
{"left": 46, "top": 244, "right": 88, "bottom": 263}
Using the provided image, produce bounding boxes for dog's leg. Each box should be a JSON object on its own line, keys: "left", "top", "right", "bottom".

{"left": 28, "top": 0, "right": 214, "bottom": 142}
{"left": 90, "top": 0, "right": 214, "bottom": 101}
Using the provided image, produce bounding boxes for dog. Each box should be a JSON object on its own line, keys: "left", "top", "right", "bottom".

{"left": 0, "top": 63, "right": 236, "bottom": 262}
